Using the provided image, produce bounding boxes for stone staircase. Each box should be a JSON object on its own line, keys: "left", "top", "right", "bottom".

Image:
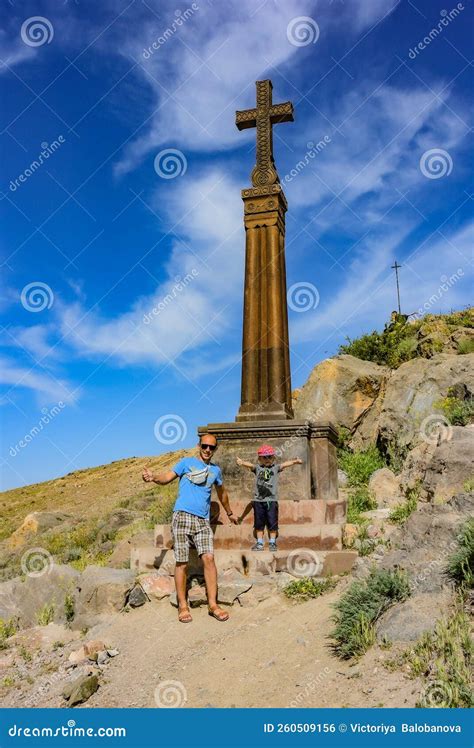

{"left": 131, "top": 498, "right": 357, "bottom": 577}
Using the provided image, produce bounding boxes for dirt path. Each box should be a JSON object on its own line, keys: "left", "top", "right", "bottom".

{"left": 69, "top": 589, "right": 420, "bottom": 709}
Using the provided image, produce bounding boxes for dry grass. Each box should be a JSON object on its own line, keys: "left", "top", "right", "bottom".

{"left": 0, "top": 448, "right": 193, "bottom": 543}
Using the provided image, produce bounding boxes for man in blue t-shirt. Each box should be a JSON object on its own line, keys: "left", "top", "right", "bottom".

{"left": 142, "top": 433, "right": 237, "bottom": 624}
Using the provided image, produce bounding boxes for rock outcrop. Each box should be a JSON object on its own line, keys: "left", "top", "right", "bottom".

{"left": 294, "top": 354, "right": 388, "bottom": 437}
{"left": 295, "top": 352, "right": 474, "bottom": 457}
{"left": 0, "top": 565, "right": 79, "bottom": 627}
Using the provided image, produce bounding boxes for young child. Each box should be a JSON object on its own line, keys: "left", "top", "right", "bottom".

{"left": 236, "top": 445, "right": 302, "bottom": 551}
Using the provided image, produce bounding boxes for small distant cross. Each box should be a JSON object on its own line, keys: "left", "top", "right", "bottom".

{"left": 236, "top": 80, "right": 294, "bottom": 188}
{"left": 391, "top": 261, "right": 402, "bottom": 314}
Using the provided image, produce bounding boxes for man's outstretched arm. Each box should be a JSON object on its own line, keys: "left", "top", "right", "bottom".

{"left": 142, "top": 467, "right": 177, "bottom": 485}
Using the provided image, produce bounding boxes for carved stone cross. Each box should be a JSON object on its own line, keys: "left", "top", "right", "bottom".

{"left": 235, "top": 79, "right": 294, "bottom": 188}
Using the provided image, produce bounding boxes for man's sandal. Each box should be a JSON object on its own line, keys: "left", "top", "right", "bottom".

{"left": 208, "top": 606, "right": 229, "bottom": 622}
{"left": 178, "top": 607, "right": 193, "bottom": 623}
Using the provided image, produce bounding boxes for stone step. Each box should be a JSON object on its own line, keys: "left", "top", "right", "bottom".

{"left": 154, "top": 523, "right": 342, "bottom": 551}
{"left": 209, "top": 498, "right": 346, "bottom": 525}
{"left": 131, "top": 546, "right": 357, "bottom": 578}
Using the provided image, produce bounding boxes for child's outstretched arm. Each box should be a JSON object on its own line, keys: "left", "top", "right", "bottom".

{"left": 279, "top": 458, "right": 303, "bottom": 471}
{"left": 236, "top": 457, "right": 255, "bottom": 471}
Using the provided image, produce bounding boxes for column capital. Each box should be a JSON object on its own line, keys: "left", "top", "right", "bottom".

{"left": 242, "top": 185, "right": 287, "bottom": 230}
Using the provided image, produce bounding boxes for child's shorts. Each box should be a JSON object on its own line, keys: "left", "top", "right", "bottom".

{"left": 253, "top": 500, "right": 279, "bottom": 532}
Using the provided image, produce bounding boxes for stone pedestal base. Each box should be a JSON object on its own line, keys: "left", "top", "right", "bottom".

{"left": 198, "top": 420, "right": 339, "bottom": 503}
{"left": 130, "top": 420, "right": 346, "bottom": 569}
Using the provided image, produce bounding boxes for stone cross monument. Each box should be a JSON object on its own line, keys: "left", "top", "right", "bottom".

{"left": 235, "top": 80, "right": 294, "bottom": 422}
{"left": 196, "top": 78, "right": 341, "bottom": 507}
{"left": 133, "top": 80, "right": 354, "bottom": 576}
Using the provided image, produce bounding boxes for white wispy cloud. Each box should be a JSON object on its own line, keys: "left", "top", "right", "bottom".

{"left": 0, "top": 356, "right": 78, "bottom": 404}
{"left": 53, "top": 170, "right": 244, "bottom": 366}
{"left": 111, "top": 0, "right": 401, "bottom": 174}
{"left": 290, "top": 220, "right": 474, "bottom": 346}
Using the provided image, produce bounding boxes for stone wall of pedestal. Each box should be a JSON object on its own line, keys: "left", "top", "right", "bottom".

{"left": 198, "top": 420, "right": 339, "bottom": 504}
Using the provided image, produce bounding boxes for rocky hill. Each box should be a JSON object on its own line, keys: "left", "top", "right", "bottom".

{"left": 0, "top": 309, "right": 472, "bottom": 709}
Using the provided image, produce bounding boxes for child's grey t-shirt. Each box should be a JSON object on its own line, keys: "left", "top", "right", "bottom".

{"left": 253, "top": 464, "right": 282, "bottom": 502}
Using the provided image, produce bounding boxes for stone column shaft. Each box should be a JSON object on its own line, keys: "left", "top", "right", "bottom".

{"left": 237, "top": 185, "right": 293, "bottom": 422}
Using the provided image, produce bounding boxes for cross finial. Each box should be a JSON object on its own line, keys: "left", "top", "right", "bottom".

{"left": 391, "top": 261, "right": 402, "bottom": 314}
{"left": 236, "top": 80, "right": 294, "bottom": 188}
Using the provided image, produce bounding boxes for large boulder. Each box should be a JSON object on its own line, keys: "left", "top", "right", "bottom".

{"left": 422, "top": 426, "right": 474, "bottom": 501}
{"left": 373, "top": 353, "right": 474, "bottom": 453}
{"left": 368, "top": 468, "right": 402, "bottom": 508}
{"left": 378, "top": 492, "right": 473, "bottom": 593}
{"left": 217, "top": 569, "right": 253, "bottom": 605}
{"left": 401, "top": 426, "right": 474, "bottom": 501}
{"left": 63, "top": 674, "right": 99, "bottom": 706}
{"left": 74, "top": 566, "right": 136, "bottom": 620}
{"left": 294, "top": 354, "right": 388, "bottom": 438}
{"left": 8, "top": 512, "right": 71, "bottom": 548}
{"left": 0, "top": 564, "right": 79, "bottom": 626}
{"left": 376, "top": 590, "right": 452, "bottom": 643}
{"left": 294, "top": 352, "right": 473, "bottom": 461}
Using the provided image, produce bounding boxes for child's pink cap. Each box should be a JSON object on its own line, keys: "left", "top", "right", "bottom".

{"left": 257, "top": 444, "right": 275, "bottom": 456}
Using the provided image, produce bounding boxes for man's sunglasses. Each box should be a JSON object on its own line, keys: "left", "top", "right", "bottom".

{"left": 200, "top": 443, "right": 217, "bottom": 452}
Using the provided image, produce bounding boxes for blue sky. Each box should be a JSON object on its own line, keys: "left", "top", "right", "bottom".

{"left": 1, "top": 0, "right": 473, "bottom": 490}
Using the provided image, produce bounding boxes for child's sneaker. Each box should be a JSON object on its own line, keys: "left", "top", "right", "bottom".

{"left": 269, "top": 540, "right": 278, "bottom": 552}
{"left": 251, "top": 541, "right": 264, "bottom": 551}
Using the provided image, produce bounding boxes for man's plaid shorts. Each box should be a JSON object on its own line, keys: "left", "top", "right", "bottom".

{"left": 171, "top": 510, "right": 214, "bottom": 562}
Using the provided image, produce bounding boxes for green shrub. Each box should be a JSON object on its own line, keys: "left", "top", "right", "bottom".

{"left": 457, "top": 338, "right": 474, "bottom": 355}
{"left": 385, "top": 439, "right": 408, "bottom": 475}
{"left": 403, "top": 603, "right": 473, "bottom": 708}
{"left": 331, "top": 567, "right": 411, "bottom": 659}
{"left": 388, "top": 488, "right": 418, "bottom": 525}
{"left": 338, "top": 447, "right": 385, "bottom": 487}
{"left": 339, "top": 317, "right": 417, "bottom": 368}
{"left": 354, "top": 524, "right": 381, "bottom": 557}
{"left": 339, "top": 308, "right": 474, "bottom": 368}
{"left": 337, "top": 427, "right": 352, "bottom": 451}
{"left": 463, "top": 477, "right": 474, "bottom": 493}
{"left": 36, "top": 603, "right": 55, "bottom": 626}
{"left": 64, "top": 593, "right": 75, "bottom": 623}
{"left": 283, "top": 577, "right": 336, "bottom": 602}
{"left": 346, "top": 487, "right": 377, "bottom": 524}
{"left": 0, "top": 619, "right": 17, "bottom": 649}
{"left": 446, "top": 518, "right": 474, "bottom": 588}
{"left": 435, "top": 393, "right": 474, "bottom": 426}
